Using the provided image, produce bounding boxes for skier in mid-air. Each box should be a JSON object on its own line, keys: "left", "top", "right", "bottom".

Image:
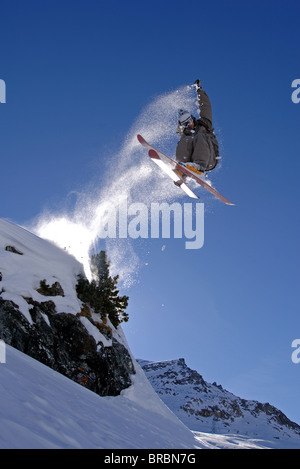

{"left": 137, "top": 79, "right": 235, "bottom": 205}
{"left": 176, "top": 80, "right": 220, "bottom": 174}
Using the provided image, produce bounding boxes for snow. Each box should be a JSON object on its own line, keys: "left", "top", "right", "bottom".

{"left": 0, "top": 344, "right": 285, "bottom": 449}
{"left": 0, "top": 217, "right": 299, "bottom": 449}
{"left": 193, "top": 432, "right": 271, "bottom": 449}
{"left": 0, "top": 218, "right": 110, "bottom": 347}
{"left": 140, "top": 359, "right": 300, "bottom": 449}
{"left": 0, "top": 218, "right": 84, "bottom": 322}
{"left": 79, "top": 315, "right": 112, "bottom": 348}
{"left": 0, "top": 217, "right": 198, "bottom": 449}
{"left": 0, "top": 344, "right": 198, "bottom": 449}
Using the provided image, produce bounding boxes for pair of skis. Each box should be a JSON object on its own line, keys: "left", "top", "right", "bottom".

{"left": 137, "top": 134, "right": 235, "bottom": 206}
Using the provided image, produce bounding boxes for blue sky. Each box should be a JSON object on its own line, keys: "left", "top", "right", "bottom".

{"left": 1, "top": 0, "right": 300, "bottom": 426}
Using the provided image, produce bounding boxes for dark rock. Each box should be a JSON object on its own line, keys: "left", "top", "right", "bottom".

{"left": 0, "top": 297, "right": 135, "bottom": 396}
{"left": 5, "top": 246, "right": 23, "bottom": 255}
{"left": 37, "top": 280, "right": 65, "bottom": 297}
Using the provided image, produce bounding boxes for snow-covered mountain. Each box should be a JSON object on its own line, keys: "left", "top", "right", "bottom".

{"left": 138, "top": 358, "right": 300, "bottom": 449}
{"left": 0, "top": 217, "right": 299, "bottom": 449}
{"left": 0, "top": 217, "right": 198, "bottom": 449}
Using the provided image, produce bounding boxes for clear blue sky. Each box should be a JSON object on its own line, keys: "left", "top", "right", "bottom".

{"left": 1, "top": 0, "right": 300, "bottom": 425}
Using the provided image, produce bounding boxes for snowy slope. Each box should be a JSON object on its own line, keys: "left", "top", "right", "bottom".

{"left": 139, "top": 359, "right": 300, "bottom": 449}
{"left": 0, "top": 218, "right": 199, "bottom": 448}
{"left": 0, "top": 346, "right": 278, "bottom": 450}
{"left": 0, "top": 344, "right": 287, "bottom": 450}
{"left": 0, "top": 344, "right": 275, "bottom": 449}
{"left": 0, "top": 218, "right": 84, "bottom": 323}
{"left": 0, "top": 217, "right": 201, "bottom": 449}
{"left": 0, "top": 345, "right": 200, "bottom": 449}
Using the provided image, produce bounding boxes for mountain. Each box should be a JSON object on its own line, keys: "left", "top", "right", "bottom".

{"left": 0, "top": 217, "right": 299, "bottom": 449}
{"left": 0, "top": 218, "right": 134, "bottom": 396}
{"left": 138, "top": 358, "right": 300, "bottom": 449}
{"left": 0, "top": 217, "right": 198, "bottom": 449}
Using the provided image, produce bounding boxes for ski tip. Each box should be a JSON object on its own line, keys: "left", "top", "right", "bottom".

{"left": 148, "top": 149, "right": 160, "bottom": 159}
{"left": 137, "top": 134, "right": 144, "bottom": 144}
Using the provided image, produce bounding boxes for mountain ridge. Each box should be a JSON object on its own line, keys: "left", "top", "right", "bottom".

{"left": 138, "top": 358, "right": 300, "bottom": 447}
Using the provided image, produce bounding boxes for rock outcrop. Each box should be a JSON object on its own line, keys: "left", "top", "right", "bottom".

{"left": 0, "top": 297, "right": 135, "bottom": 396}
{"left": 0, "top": 218, "right": 135, "bottom": 397}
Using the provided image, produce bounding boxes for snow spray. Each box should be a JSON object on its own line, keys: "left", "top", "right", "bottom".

{"left": 32, "top": 85, "right": 204, "bottom": 284}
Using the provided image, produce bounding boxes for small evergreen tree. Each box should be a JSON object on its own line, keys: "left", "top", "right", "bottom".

{"left": 76, "top": 250, "right": 129, "bottom": 328}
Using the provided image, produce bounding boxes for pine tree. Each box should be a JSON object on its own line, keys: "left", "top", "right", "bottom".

{"left": 76, "top": 250, "right": 129, "bottom": 328}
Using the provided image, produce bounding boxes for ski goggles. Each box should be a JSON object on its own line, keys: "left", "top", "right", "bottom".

{"left": 180, "top": 117, "right": 193, "bottom": 128}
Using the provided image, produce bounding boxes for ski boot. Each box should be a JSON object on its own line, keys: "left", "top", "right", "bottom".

{"left": 185, "top": 162, "right": 203, "bottom": 176}
{"left": 173, "top": 168, "right": 187, "bottom": 186}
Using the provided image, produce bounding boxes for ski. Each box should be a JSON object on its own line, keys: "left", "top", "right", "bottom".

{"left": 148, "top": 148, "right": 198, "bottom": 199}
{"left": 137, "top": 134, "right": 235, "bottom": 206}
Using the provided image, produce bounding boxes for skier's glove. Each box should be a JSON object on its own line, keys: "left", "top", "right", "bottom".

{"left": 194, "top": 79, "right": 201, "bottom": 89}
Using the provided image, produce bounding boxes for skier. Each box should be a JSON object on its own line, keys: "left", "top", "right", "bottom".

{"left": 176, "top": 80, "right": 220, "bottom": 174}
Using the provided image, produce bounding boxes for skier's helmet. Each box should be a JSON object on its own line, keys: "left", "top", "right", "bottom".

{"left": 178, "top": 109, "right": 193, "bottom": 127}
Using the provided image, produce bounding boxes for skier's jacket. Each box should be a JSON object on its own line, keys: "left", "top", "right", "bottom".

{"left": 175, "top": 88, "right": 220, "bottom": 172}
